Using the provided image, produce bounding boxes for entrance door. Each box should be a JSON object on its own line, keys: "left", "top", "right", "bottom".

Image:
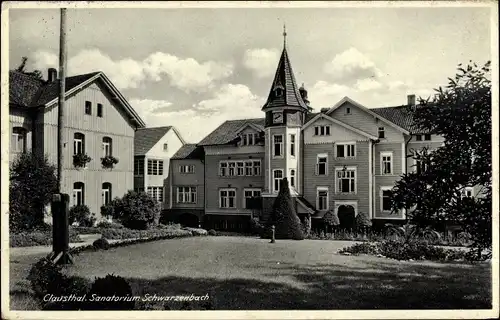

{"left": 338, "top": 205, "right": 355, "bottom": 231}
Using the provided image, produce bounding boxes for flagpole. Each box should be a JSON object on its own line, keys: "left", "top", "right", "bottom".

{"left": 57, "top": 8, "right": 67, "bottom": 192}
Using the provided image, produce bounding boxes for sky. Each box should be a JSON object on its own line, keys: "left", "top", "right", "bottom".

{"left": 8, "top": 4, "right": 493, "bottom": 143}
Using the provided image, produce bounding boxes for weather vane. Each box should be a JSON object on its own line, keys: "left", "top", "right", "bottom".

{"left": 283, "top": 24, "right": 287, "bottom": 47}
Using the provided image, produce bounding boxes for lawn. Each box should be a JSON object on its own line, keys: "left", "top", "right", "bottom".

{"left": 10, "top": 236, "right": 492, "bottom": 310}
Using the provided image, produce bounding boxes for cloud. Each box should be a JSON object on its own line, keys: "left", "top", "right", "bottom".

{"left": 30, "top": 49, "right": 233, "bottom": 92}
{"left": 308, "top": 80, "right": 354, "bottom": 109}
{"left": 242, "top": 48, "right": 280, "bottom": 78}
{"left": 130, "top": 84, "right": 264, "bottom": 143}
{"left": 355, "top": 78, "right": 383, "bottom": 91}
{"left": 324, "top": 47, "right": 383, "bottom": 83}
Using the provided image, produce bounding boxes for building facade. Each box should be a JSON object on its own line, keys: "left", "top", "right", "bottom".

{"left": 133, "top": 126, "right": 185, "bottom": 210}
{"left": 9, "top": 69, "right": 146, "bottom": 220}
{"left": 163, "top": 41, "right": 468, "bottom": 231}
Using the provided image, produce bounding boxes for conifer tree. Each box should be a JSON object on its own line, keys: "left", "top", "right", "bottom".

{"left": 270, "top": 178, "right": 305, "bottom": 240}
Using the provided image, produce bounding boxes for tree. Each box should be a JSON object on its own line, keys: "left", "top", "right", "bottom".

{"left": 9, "top": 152, "right": 58, "bottom": 231}
{"left": 269, "top": 178, "right": 304, "bottom": 240}
{"left": 390, "top": 61, "right": 492, "bottom": 255}
{"left": 107, "top": 190, "right": 160, "bottom": 230}
{"left": 16, "top": 56, "right": 43, "bottom": 79}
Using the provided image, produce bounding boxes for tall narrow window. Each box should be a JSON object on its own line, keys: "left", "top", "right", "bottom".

{"left": 102, "top": 182, "right": 112, "bottom": 205}
{"left": 11, "top": 127, "right": 27, "bottom": 153}
{"left": 381, "top": 188, "right": 392, "bottom": 212}
{"left": 220, "top": 162, "right": 228, "bottom": 176}
{"left": 273, "top": 135, "right": 283, "bottom": 157}
{"left": 73, "top": 182, "right": 85, "bottom": 206}
{"left": 237, "top": 162, "right": 244, "bottom": 176}
{"left": 245, "top": 161, "right": 253, "bottom": 176}
{"left": 378, "top": 127, "right": 385, "bottom": 139}
{"left": 102, "top": 137, "right": 112, "bottom": 157}
{"left": 317, "top": 188, "right": 329, "bottom": 211}
{"left": 381, "top": 152, "right": 393, "bottom": 175}
{"left": 316, "top": 155, "right": 328, "bottom": 175}
{"left": 290, "top": 169, "right": 296, "bottom": 188}
{"left": 253, "top": 160, "right": 261, "bottom": 176}
{"left": 228, "top": 162, "right": 236, "bottom": 176}
{"left": 290, "top": 134, "right": 296, "bottom": 157}
{"left": 73, "top": 133, "right": 85, "bottom": 155}
{"left": 97, "top": 103, "right": 103, "bottom": 117}
{"left": 134, "top": 158, "right": 144, "bottom": 176}
{"left": 85, "top": 101, "right": 92, "bottom": 115}
{"left": 416, "top": 134, "right": 422, "bottom": 141}
{"left": 273, "top": 169, "right": 283, "bottom": 193}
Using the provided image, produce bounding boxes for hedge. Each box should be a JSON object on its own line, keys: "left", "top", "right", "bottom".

{"left": 10, "top": 231, "right": 83, "bottom": 248}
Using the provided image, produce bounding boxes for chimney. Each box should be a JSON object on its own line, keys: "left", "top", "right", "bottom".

{"left": 320, "top": 107, "right": 329, "bottom": 113}
{"left": 407, "top": 94, "right": 416, "bottom": 106}
{"left": 48, "top": 68, "right": 58, "bottom": 82}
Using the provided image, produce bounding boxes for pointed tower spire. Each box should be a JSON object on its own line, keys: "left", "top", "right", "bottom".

{"left": 262, "top": 27, "right": 308, "bottom": 111}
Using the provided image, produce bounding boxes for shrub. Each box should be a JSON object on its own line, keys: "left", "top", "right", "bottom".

{"left": 69, "top": 205, "right": 96, "bottom": 227}
{"left": 183, "top": 227, "right": 207, "bottom": 236}
{"left": 269, "top": 178, "right": 304, "bottom": 240}
{"left": 208, "top": 229, "right": 217, "bottom": 236}
{"left": 86, "top": 274, "right": 134, "bottom": 310}
{"left": 93, "top": 237, "right": 110, "bottom": 250}
{"left": 27, "top": 257, "right": 66, "bottom": 300}
{"left": 9, "top": 152, "right": 57, "bottom": 232}
{"left": 339, "top": 242, "right": 378, "bottom": 255}
{"left": 43, "top": 276, "right": 90, "bottom": 310}
{"left": 355, "top": 212, "right": 372, "bottom": 233}
{"left": 107, "top": 191, "right": 161, "bottom": 230}
{"left": 95, "top": 220, "right": 124, "bottom": 229}
{"left": 10, "top": 231, "right": 83, "bottom": 247}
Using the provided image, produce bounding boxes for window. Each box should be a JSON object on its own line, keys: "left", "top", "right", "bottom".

{"left": 147, "top": 160, "right": 164, "bottom": 175}
{"left": 424, "top": 134, "right": 431, "bottom": 141}
{"left": 244, "top": 189, "right": 261, "bottom": 209}
{"left": 85, "top": 101, "right": 92, "bottom": 115}
{"left": 461, "top": 187, "right": 474, "bottom": 199}
{"left": 274, "top": 87, "right": 283, "bottom": 97}
{"left": 73, "top": 133, "right": 85, "bottom": 155}
{"left": 336, "top": 143, "right": 355, "bottom": 158}
{"left": 11, "top": 127, "right": 27, "bottom": 153}
{"left": 220, "top": 189, "right": 236, "bottom": 208}
{"left": 219, "top": 160, "right": 261, "bottom": 177}
{"left": 289, "top": 169, "right": 296, "bottom": 188}
{"left": 73, "top": 182, "right": 85, "bottom": 206}
{"left": 220, "top": 162, "right": 228, "bottom": 176}
{"left": 317, "top": 188, "right": 329, "bottom": 211}
{"left": 242, "top": 133, "right": 258, "bottom": 146}
{"left": 273, "top": 169, "right": 283, "bottom": 193}
{"left": 147, "top": 186, "right": 164, "bottom": 202}
{"left": 290, "top": 134, "right": 296, "bottom": 157}
{"left": 381, "top": 187, "right": 392, "bottom": 212}
{"left": 237, "top": 162, "right": 244, "bottom": 176}
{"left": 378, "top": 127, "right": 385, "bottom": 139}
{"left": 345, "top": 107, "right": 351, "bottom": 114}
{"left": 336, "top": 168, "right": 356, "bottom": 194}
{"left": 416, "top": 134, "right": 422, "bottom": 141}
{"left": 316, "top": 155, "right": 328, "bottom": 175}
{"left": 314, "top": 126, "right": 331, "bottom": 136}
{"left": 134, "top": 158, "right": 144, "bottom": 176}
{"left": 97, "top": 103, "right": 103, "bottom": 117}
{"left": 102, "top": 137, "right": 112, "bottom": 157}
{"left": 381, "top": 152, "right": 393, "bottom": 175}
{"left": 415, "top": 159, "right": 429, "bottom": 174}
{"left": 163, "top": 143, "right": 168, "bottom": 151}
{"left": 102, "top": 182, "right": 112, "bottom": 206}
{"left": 177, "top": 186, "right": 197, "bottom": 203}
{"left": 134, "top": 188, "right": 144, "bottom": 193}
{"left": 179, "top": 165, "right": 195, "bottom": 173}
{"left": 273, "top": 135, "right": 283, "bottom": 157}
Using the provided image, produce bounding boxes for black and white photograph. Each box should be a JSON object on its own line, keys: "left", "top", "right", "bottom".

{"left": 1, "top": 1, "right": 498, "bottom": 319}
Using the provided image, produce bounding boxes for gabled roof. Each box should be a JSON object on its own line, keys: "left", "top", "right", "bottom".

{"left": 198, "top": 118, "right": 266, "bottom": 146}
{"left": 9, "top": 70, "right": 146, "bottom": 127}
{"left": 262, "top": 47, "right": 308, "bottom": 111}
{"left": 134, "top": 126, "right": 176, "bottom": 155}
{"left": 234, "top": 122, "right": 265, "bottom": 135}
{"left": 171, "top": 144, "right": 204, "bottom": 160}
{"left": 326, "top": 96, "right": 410, "bottom": 135}
{"left": 302, "top": 112, "right": 378, "bottom": 140}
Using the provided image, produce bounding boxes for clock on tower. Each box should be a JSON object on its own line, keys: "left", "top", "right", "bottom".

{"left": 273, "top": 112, "right": 283, "bottom": 124}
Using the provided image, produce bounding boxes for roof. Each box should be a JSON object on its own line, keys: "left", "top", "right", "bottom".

{"left": 9, "top": 70, "right": 99, "bottom": 107}
{"left": 171, "top": 144, "right": 204, "bottom": 160}
{"left": 134, "top": 126, "right": 172, "bottom": 155}
{"left": 198, "top": 118, "right": 265, "bottom": 146}
{"left": 371, "top": 105, "right": 417, "bottom": 132}
{"left": 262, "top": 47, "right": 309, "bottom": 111}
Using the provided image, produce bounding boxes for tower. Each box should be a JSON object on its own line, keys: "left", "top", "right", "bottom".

{"left": 261, "top": 26, "right": 310, "bottom": 221}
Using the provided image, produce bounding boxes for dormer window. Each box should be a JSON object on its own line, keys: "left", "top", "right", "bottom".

{"left": 345, "top": 107, "right": 351, "bottom": 115}
{"left": 242, "top": 133, "right": 258, "bottom": 146}
{"left": 274, "top": 85, "right": 284, "bottom": 98}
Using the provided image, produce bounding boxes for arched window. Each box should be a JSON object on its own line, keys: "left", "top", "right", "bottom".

{"left": 102, "top": 182, "right": 112, "bottom": 205}
{"left": 12, "top": 127, "right": 27, "bottom": 153}
{"left": 73, "top": 182, "right": 85, "bottom": 206}
{"left": 74, "top": 133, "right": 85, "bottom": 155}
{"left": 102, "top": 137, "right": 112, "bottom": 157}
